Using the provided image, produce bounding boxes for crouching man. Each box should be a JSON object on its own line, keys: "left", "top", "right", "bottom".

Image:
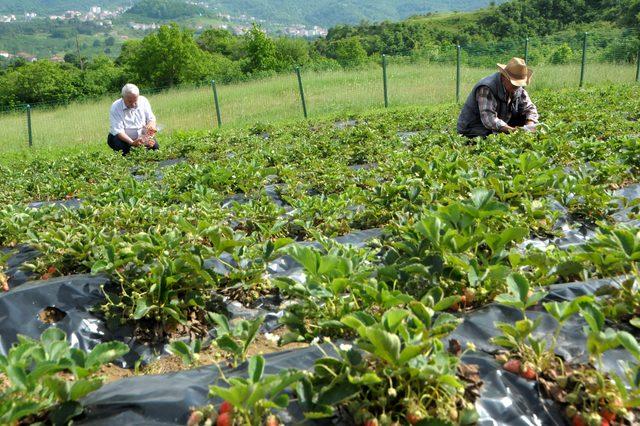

{"left": 457, "top": 57, "right": 539, "bottom": 138}
{"left": 108, "top": 83, "right": 159, "bottom": 155}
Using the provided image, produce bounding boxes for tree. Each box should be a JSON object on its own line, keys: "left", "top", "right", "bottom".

{"left": 0, "top": 61, "right": 81, "bottom": 107}
{"left": 243, "top": 24, "right": 277, "bottom": 74}
{"left": 549, "top": 43, "right": 574, "bottom": 64}
{"left": 118, "top": 23, "right": 213, "bottom": 86}
{"left": 274, "top": 37, "right": 311, "bottom": 71}
{"left": 81, "top": 56, "right": 126, "bottom": 97}
{"left": 197, "top": 28, "right": 242, "bottom": 59}
{"left": 105, "top": 36, "right": 115, "bottom": 47}
{"left": 329, "top": 36, "right": 368, "bottom": 67}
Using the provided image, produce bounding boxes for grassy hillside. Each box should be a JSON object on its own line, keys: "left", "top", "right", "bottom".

{"left": 0, "top": 0, "right": 504, "bottom": 26}
{"left": 214, "top": 0, "right": 505, "bottom": 26}
{"left": 0, "top": 0, "right": 131, "bottom": 14}
{"left": 0, "top": 60, "right": 635, "bottom": 162}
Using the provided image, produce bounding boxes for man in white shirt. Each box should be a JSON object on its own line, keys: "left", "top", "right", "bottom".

{"left": 107, "top": 83, "right": 158, "bottom": 155}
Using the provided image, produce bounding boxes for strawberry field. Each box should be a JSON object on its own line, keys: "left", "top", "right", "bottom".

{"left": 1, "top": 84, "right": 640, "bottom": 425}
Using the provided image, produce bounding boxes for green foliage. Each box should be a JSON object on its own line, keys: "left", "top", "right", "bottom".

{"left": 0, "top": 328, "right": 129, "bottom": 424}
{"left": 301, "top": 307, "right": 474, "bottom": 424}
{"left": 126, "top": 0, "right": 206, "bottom": 19}
{"left": 243, "top": 24, "right": 278, "bottom": 74}
{"left": 549, "top": 43, "right": 574, "bottom": 64}
{"left": 120, "top": 23, "right": 221, "bottom": 86}
{"left": 327, "top": 36, "right": 368, "bottom": 67}
{"left": 0, "top": 60, "right": 81, "bottom": 107}
{"left": 207, "top": 355, "right": 304, "bottom": 426}
{"left": 209, "top": 313, "right": 264, "bottom": 367}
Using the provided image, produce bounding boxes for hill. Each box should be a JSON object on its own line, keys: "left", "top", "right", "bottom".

{"left": 0, "top": 0, "right": 504, "bottom": 26}
{"left": 213, "top": 0, "right": 506, "bottom": 27}
{"left": 0, "top": 1, "right": 130, "bottom": 14}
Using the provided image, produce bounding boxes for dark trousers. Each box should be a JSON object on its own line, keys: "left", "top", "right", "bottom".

{"left": 461, "top": 115, "right": 528, "bottom": 138}
{"left": 107, "top": 133, "right": 159, "bottom": 156}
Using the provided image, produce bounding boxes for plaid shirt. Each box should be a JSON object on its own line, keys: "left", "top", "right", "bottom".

{"left": 476, "top": 86, "right": 539, "bottom": 131}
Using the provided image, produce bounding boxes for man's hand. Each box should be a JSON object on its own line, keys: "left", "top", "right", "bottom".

{"left": 145, "top": 122, "right": 157, "bottom": 136}
{"left": 1, "top": 273, "right": 9, "bottom": 292}
{"left": 499, "top": 125, "right": 517, "bottom": 134}
{"left": 131, "top": 138, "right": 143, "bottom": 147}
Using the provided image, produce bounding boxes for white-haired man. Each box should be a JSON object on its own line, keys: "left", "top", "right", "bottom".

{"left": 108, "top": 83, "right": 158, "bottom": 155}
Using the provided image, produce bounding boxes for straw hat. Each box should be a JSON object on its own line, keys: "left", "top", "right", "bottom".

{"left": 497, "top": 57, "right": 533, "bottom": 87}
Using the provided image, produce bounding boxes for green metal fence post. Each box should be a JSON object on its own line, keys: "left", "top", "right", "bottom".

{"left": 524, "top": 37, "right": 529, "bottom": 63}
{"left": 382, "top": 54, "right": 389, "bottom": 108}
{"left": 636, "top": 50, "right": 640, "bottom": 83}
{"left": 210, "top": 80, "right": 222, "bottom": 127}
{"left": 580, "top": 32, "right": 588, "bottom": 88}
{"left": 456, "top": 45, "right": 461, "bottom": 103}
{"left": 295, "top": 66, "right": 308, "bottom": 119}
{"left": 26, "top": 104, "right": 32, "bottom": 147}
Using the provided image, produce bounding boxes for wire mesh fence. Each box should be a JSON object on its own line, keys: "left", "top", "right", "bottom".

{"left": 0, "top": 33, "right": 638, "bottom": 153}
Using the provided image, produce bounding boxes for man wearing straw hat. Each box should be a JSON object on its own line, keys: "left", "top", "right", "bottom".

{"left": 457, "top": 57, "right": 539, "bottom": 138}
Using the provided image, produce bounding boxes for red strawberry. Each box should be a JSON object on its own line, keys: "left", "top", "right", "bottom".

{"left": 216, "top": 412, "right": 232, "bottom": 426}
{"left": 219, "top": 401, "right": 233, "bottom": 415}
{"left": 600, "top": 410, "right": 615, "bottom": 422}
{"left": 265, "top": 415, "right": 280, "bottom": 426}
{"left": 407, "top": 413, "right": 422, "bottom": 425}
{"left": 520, "top": 367, "right": 536, "bottom": 380}
{"left": 503, "top": 359, "right": 521, "bottom": 374}
{"left": 363, "top": 420, "right": 378, "bottom": 426}
{"left": 601, "top": 420, "right": 610, "bottom": 426}
{"left": 572, "top": 414, "right": 586, "bottom": 426}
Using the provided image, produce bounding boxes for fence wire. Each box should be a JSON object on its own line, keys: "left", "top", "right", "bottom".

{"left": 0, "top": 34, "right": 638, "bottom": 152}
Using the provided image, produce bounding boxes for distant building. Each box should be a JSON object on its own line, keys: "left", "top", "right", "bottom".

{"left": 90, "top": 6, "right": 102, "bottom": 14}
{"left": 50, "top": 55, "right": 65, "bottom": 63}
{"left": 0, "top": 50, "right": 13, "bottom": 59}
{"left": 17, "top": 52, "right": 37, "bottom": 62}
{"left": 24, "top": 12, "right": 37, "bottom": 20}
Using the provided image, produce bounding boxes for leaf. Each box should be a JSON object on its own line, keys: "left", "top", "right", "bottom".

{"left": 48, "top": 401, "right": 83, "bottom": 425}
{"left": 6, "top": 365, "right": 29, "bottom": 390}
{"left": 86, "top": 342, "right": 129, "bottom": 369}
{"left": 434, "top": 296, "right": 461, "bottom": 312}
{"left": 133, "top": 299, "right": 153, "bottom": 320}
{"left": 208, "top": 312, "right": 231, "bottom": 334}
{"left": 506, "top": 273, "right": 529, "bottom": 303}
{"left": 216, "top": 335, "right": 242, "bottom": 355}
{"left": 168, "top": 341, "right": 194, "bottom": 366}
{"left": 69, "top": 378, "right": 103, "bottom": 400}
{"left": 248, "top": 355, "right": 265, "bottom": 383}
{"left": 409, "top": 301, "right": 434, "bottom": 328}
{"left": 317, "top": 381, "right": 360, "bottom": 405}
{"left": 91, "top": 260, "right": 111, "bottom": 274}
{"left": 364, "top": 327, "right": 400, "bottom": 365}
{"left": 382, "top": 309, "right": 409, "bottom": 332}
{"left": 41, "top": 327, "right": 66, "bottom": 346}
{"left": 618, "top": 331, "right": 640, "bottom": 360}
{"left": 581, "top": 303, "right": 605, "bottom": 333}
{"left": 398, "top": 344, "right": 425, "bottom": 365}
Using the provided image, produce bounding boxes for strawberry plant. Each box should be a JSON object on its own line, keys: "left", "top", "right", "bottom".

{"left": 190, "top": 355, "right": 304, "bottom": 426}
{"left": 0, "top": 328, "right": 129, "bottom": 424}
{"left": 275, "top": 242, "right": 379, "bottom": 344}
{"left": 209, "top": 313, "right": 264, "bottom": 367}
{"left": 299, "top": 304, "right": 478, "bottom": 425}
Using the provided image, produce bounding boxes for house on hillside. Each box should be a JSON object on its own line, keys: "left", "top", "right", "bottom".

{"left": 17, "top": 52, "right": 37, "bottom": 62}
{"left": 0, "top": 51, "right": 14, "bottom": 59}
{"left": 50, "top": 55, "right": 65, "bottom": 63}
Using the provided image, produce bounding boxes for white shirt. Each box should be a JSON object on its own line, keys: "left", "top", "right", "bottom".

{"left": 109, "top": 96, "right": 156, "bottom": 140}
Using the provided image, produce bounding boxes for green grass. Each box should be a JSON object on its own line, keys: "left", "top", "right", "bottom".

{"left": 0, "top": 60, "right": 636, "bottom": 162}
